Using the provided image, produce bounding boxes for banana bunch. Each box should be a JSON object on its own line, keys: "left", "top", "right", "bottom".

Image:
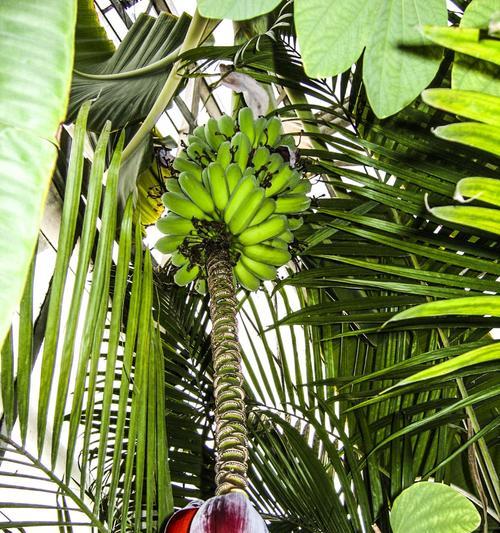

{"left": 154, "top": 108, "right": 311, "bottom": 291}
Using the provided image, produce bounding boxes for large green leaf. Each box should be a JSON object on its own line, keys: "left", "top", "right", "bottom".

{"left": 452, "top": 0, "right": 500, "bottom": 96}
{"left": 0, "top": 0, "right": 76, "bottom": 346}
{"left": 69, "top": 12, "right": 191, "bottom": 131}
{"left": 293, "top": 0, "right": 446, "bottom": 117}
{"left": 390, "top": 482, "right": 481, "bottom": 533}
{"left": 197, "top": 0, "right": 281, "bottom": 21}
{"left": 294, "top": 0, "right": 377, "bottom": 78}
{"left": 363, "top": 0, "right": 447, "bottom": 118}
{"left": 75, "top": 0, "right": 115, "bottom": 66}
{"left": 0, "top": 106, "right": 173, "bottom": 528}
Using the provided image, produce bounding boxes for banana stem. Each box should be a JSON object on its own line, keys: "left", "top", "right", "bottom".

{"left": 122, "top": 10, "right": 217, "bottom": 163}
{"left": 206, "top": 246, "right": 248, "bottom": 496}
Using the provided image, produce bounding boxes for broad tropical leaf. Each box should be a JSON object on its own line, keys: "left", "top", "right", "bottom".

{"left": 70, "top": 11, "right": 191, "bottom": 131}
{"left": 390, "top": 482, "right": 481, "bottom": 533}
{"left": 293, "top": 0, "right": 376, "bottom": 77}
{"left": 0, "top": 0, "right": 76, "bottom": 346}
{"left": 197, "top": 0, "right": 282, "bottom": 21}
{"left": 295, "top": 0, "right": 447, "bottom": 117}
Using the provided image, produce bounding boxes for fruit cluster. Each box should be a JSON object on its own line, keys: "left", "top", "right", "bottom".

{"left": 154, "top": 108, "right": 311, "bottom": 291}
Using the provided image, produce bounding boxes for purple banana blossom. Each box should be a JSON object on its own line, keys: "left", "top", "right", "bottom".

{"left": 165, "top": 493, "right": 269, "bottom": 533}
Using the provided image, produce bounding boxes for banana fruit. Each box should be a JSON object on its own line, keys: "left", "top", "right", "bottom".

{"left": 154, "top": 108, "right": 311, "bottom": 291}
{"left": 242, "top": 243, "right": 291, "bottom": 266}
{"left": 240, "top": 254, "right": 277, "bottom": 281}
{"left": 156, "top": 214, "right": 194, "bottom": 235}
{"left": 234, "top": 259, "right": 260, "bottom": 291}
{"left": 238, "top": 215, "right": 287, "bottom": 246}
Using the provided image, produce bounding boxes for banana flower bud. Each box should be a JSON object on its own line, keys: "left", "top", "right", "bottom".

{"left": 165, "top": 493, "right": 269, "bottom": 532}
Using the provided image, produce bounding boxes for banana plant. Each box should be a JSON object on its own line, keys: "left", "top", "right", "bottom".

{"left": 157, "top": 108, "right": 310, "bottom": 510}
{"left": 1, "top": 0, "right": 500, "bottom": 532}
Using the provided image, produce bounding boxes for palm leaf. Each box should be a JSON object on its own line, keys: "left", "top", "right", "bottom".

{"left": 0, "top": 105, "right": 172, "bottom": 530}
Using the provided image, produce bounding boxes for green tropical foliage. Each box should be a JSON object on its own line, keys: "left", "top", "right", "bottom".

{"left": 0, "top": 0, "right": 76, "bottom": 346}
{"left": 0, "top": 0, "right": 498, "bottom": 531}
{"left": 390, "top": 482, "right": 480, "bottom": 533}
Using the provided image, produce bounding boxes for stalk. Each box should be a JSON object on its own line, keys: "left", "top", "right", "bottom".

{"left": 205, "top": 245, "right": 248, "bottom": 496}
{"left": 73, "top": 46, "right": 181, "bottom": 80}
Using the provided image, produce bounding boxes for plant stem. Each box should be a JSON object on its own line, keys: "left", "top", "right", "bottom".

{"left": 206, "top": 246, "right": 248, "bottom": 496}
{"left": 121, "top": 10, "right": 217, "bottom": 163}
{"left": 73, "top": 46, "right": 181, "bottom": 80}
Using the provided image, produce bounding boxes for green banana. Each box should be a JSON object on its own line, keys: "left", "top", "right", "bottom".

{"left": 288, "top": 181, "right": 311, "bottom": 194}
{"left": 216, "top": 141, "right": 233, "bottom": 168}
{"left": 280, "top": 134, "right": 296, "bottom": 149}
{"left": 187, "top": 134, "right": 212, "bottom": 153}
{"left": 217, "top": 114, "right": 235, "bottom": 139}
{"left": 171, "top": 251, "right": 188, "bottom": 267}
{"left": 207, "top": 162, "right": 229, "bottom": 212}
{"left": 238, "top": 215, "right": 287, "bottom": 246}
{"left": 162, "top": 192, "right": 209, "bottom": 220}
{"left": 155, "top": 111, "right": 304, "bottom": 291}
{"left": 242, "top": 243, "right": 291, "bottom": 266}
{"left": 275, "top": 194, "right": 311, "bottom": 213}
{"left": 155, "top": 235, "right": 185, "bottom": 254}
{"left": 205, "top": 117, "right": 223, "bottom": 150}
{"left": 173, "top": 157, "right": 203, "bottom": 181}
{"left": 178, "top": 172, "right": 216, "bottom": 216}
{"left": 265, "top": 116, "right": 283, "bottom": 147}
{"left": 252, "top": 117, "right": 268, "bottom": 147}
{"left": 234, "top": 259, "right": 260, "bottom": 291}
{"left": 288, "top": 216, "right": 304, "bottom": 231}
{"left": 249, "top": 197, "right": 276, "bottom": 226}
{"left": 156, "top": 214, "right": 195, "bottom": 235}
{"left": 266, "top": 153, "right": 285, "bottom": 175}
{"left": 265, "top": 237, "right": 289, "bottom": 250}
{"left": 238, "top": 107, "right": 256, "bottom": 146}
{"left": 195, "top": 279, "right": 207, "bottom": 295}
{"left": 225, "top": 163, "right": 243, "bottom": 193}
{"left": 285, "top": 170, "right": 302, "bottom": 192}
{"left": 231, "top": 131, "right": 252, "bottom": 172}
{"left": 201, "top": 167, "right": 211, "bottom": 191}
{"left": 229, "top": 187, "right": 265, "bottom": 235}
{"left": 278, "top": 228, "right": 294, "bottom": 243}
{"left": 252, "top": 146, "right": 271, "bottom": 172}
{"left": 240, "top": 254, "right": 277, "bottom": 280}
{"left": 265, "top": 165, "right": 294, "bottom": 197}
{"left": 165, "top": 178, "right": 182, "bottom": 193}
{"left": 174, "top": 263, "right": 200, "bottom": 286}
{"left": 193, "top": 125, "right": 207, "bottom": 143}
{"left": 224, "top": 175, "right": 258, "bottom": 224}
{"left": 187, "top": 142, "right": 210, "bottom": 164}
